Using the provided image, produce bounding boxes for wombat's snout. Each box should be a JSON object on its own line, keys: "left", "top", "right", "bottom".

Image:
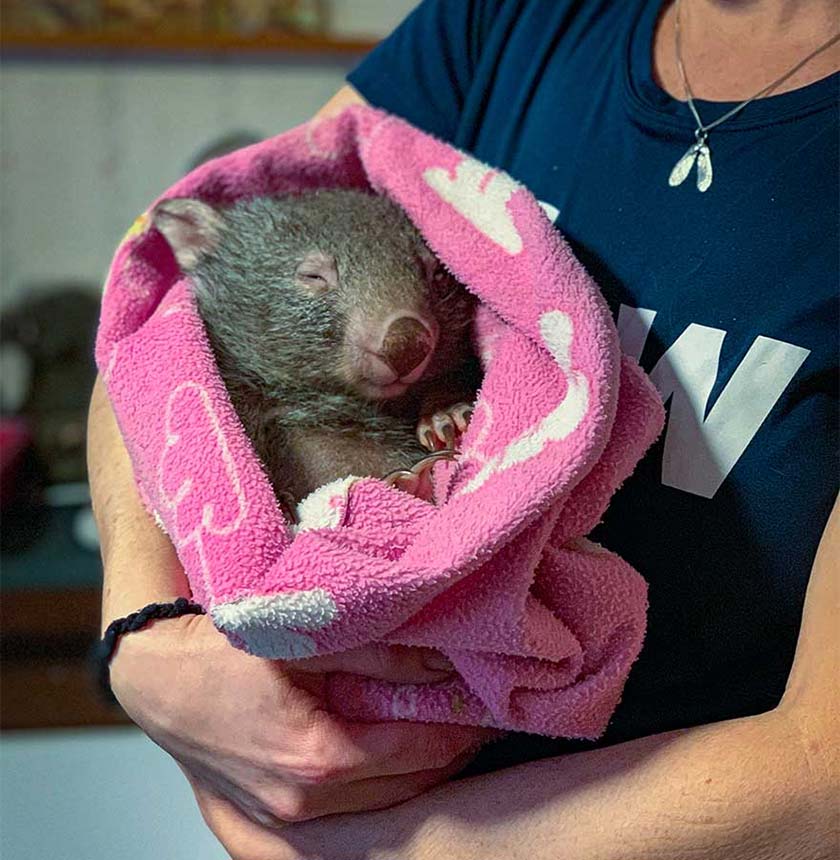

{"left": 354, "top": 312, "right": 439, "bottom": 398}
{"left": 381, "top": 316, "right": 436, "bottom": 378}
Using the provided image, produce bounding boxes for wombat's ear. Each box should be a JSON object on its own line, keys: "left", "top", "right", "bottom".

{"left": 151, "top": 198, "right": 224, "bottom": 271}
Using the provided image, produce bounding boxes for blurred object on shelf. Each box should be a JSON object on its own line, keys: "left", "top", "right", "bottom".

{"left": 1, "top": 0, "right": 209, "bottom": 34}
{"left": 2, "top": 0, "right": 329, "bottom": 38}
{"left": 1, "top": 284, "right": 99, "bottom": 486}
{"left": 101, "top": 0, "right": 208, "bottom": 34}
{"left": 0, "top": 435, "right": 46, "bottom": 553}
{"left": 0, "top": 417, "right": 32, "bottom": 510}
{"left": 0, "top": 340, "right": 31, "bottom": 415}
{"left": 218, "top": 0, "right": 328, "bottom": 35}
{"left": 1, "top": 0, "right": 100, "bottom": 35}
{"left": 188, "top": 130, "right": 264, "bottom": 169}
{"left": 72, "top": 504, "right": 101, "bottom": 552}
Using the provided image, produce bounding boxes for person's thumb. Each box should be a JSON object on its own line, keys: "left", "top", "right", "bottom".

{"left": 289, "top": 643, "right": 455, "bottom": 683}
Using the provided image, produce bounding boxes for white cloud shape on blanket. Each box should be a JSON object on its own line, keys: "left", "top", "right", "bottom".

{"left": 423, "top": 158, "right": 523, "bottom": 254}
{"left": 158, "top": 382, "right": 248, "bottom": 594}
{"left": 212, "top": 589, "right": 339, "bottom": 659}
{"left": 458, "top": 311, "right": 590, "bottom": 495}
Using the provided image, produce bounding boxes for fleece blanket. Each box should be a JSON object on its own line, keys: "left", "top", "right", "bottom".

{"left": 97, "top": 105, "right": 664, "bottom": 738}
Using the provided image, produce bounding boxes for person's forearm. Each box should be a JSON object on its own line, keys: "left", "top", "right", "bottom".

{"left": 278, "top": 706, "right": 835, "bottom": 860}
{"left": 405, "top": 709, "right": 833, "bottom": 860}
{"left": 88, "top": 377, "right": 191, "bottom": 633}
{"left": 386, "top": 498, "right": 837, "bottom": 860}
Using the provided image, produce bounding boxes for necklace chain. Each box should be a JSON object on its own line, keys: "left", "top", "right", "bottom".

{"left": 674, "top": 0, "right": 840, "bottom": 135}
{"left": 668, "top": 0, "right": 840, "bottom": 190}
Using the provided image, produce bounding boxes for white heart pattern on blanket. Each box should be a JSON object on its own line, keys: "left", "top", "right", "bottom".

{"left": 423, "top": 157, "right": 524, "bottom": 254}
{"left": 458, "top": 311, "right": 590, "bottom": 495}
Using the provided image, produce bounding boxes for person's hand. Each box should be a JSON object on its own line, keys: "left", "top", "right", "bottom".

{"left": 111, "top": 616, "right": 486, "bottom": 832}
{"left": 186, "top": 779, "right": 422, "bottom": 860}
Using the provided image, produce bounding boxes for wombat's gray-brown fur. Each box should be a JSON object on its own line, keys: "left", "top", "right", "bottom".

{"left": 153, "top": 189, "right": 479, "bottom": 512}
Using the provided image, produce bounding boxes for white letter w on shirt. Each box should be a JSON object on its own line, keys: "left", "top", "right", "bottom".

{"left": 617, "top": 305, "right": 810, "bottom": 499}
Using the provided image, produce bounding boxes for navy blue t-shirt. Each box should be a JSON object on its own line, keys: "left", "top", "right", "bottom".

{"left": 348, "top": 0, "right": 839, "bottom": 770}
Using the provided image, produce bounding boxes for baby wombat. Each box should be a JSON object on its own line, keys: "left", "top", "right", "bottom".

{"left": 152, "top": 189, "right": 479, "bottom": 516}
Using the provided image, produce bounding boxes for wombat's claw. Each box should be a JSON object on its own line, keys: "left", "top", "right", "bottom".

{"left": 417, "top": 403, "right": 474, "bottom": 451}
{"left": 277, "top": 491, "right": 299, "bottom": 524}
{"left": 385, "top": 470, "right": 424, "bottom": 497}
{"left": 383, "top": 449, "right": 458, "bottom": 500}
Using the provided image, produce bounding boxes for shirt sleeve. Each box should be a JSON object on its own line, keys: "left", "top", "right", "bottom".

{"left": 347, "top": 0, "right": 496, "bottom": 141}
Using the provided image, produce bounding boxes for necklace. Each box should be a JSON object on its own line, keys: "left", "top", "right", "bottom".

{"left": 668, "top": 0, "right": 840, "bottom": 192}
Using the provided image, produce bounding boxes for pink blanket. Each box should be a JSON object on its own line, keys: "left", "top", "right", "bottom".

{"left": 97, "top": 105, "right": 664, "bottom": 738}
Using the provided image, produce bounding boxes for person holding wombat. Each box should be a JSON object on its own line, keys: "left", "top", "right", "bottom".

{"left": 89, "top": 1, "right": 838, "bottom": 857}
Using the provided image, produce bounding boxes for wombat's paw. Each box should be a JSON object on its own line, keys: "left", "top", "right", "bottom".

{"left": 383, "top": 449, "right": 458, "bottom": 502}
{"left": 418, "top": 403, "right": 473, "bottom": 451}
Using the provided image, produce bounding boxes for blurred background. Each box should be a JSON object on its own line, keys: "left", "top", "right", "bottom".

{"left": 0, "top": 3, "right": 416, "bottom": 856}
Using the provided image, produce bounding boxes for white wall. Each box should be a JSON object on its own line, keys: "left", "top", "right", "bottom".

{"left": 0, "top": 0, "right": 419, "bottom": 307}
{"left": 0, "top": 62, "right": 350, "bottom": 303}
{"left": 330, "top": 0, "right": 418, "bottom": 36}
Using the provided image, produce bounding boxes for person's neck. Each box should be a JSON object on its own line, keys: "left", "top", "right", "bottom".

{"left": 652, "top": 0, "right": 840, "bottom": 102}
{"left": 697, "top": 0, "right": 838, "bottom": 36}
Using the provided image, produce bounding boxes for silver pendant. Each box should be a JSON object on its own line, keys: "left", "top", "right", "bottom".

{"left": 668, "top": 132, "right": 713, "bottom": 192}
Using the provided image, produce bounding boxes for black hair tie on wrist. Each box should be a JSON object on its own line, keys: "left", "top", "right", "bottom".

{"left": 91, "top": 597, "right": 206, "bottom": 704}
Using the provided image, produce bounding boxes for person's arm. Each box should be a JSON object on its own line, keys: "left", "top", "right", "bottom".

{"left": 314, "top": 83, "right": 367, "bottom": 121}
{"left": 200, "top": 497, "right": 840, "bottom": 860}
{"left": 90, "top": 376, "right": 192, "bottom": 632}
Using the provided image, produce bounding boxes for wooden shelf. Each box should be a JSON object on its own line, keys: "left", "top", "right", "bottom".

{"left": 1, "top": 587, "right": 130, "bottom": 730}
{"left": 0, "top": 30, "right": 377, "bottom": 58}
{"left": 2, "top": 657, "right": 131, "bottom": 730}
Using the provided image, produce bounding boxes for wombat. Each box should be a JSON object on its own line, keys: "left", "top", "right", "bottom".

{"left": 152, "top": 189, "right": 479, "bottom": 517}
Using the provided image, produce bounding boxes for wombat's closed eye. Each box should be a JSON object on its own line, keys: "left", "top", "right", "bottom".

{"left": 294, "top": 251, "right": 338, "bottom": 296}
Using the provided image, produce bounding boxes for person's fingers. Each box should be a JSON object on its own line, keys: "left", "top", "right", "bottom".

{"left": 191, "top": 753, "right": 470, "bottom": 860}
{"left": 339, "top": 719, "right": 494, "bottom": 780}
{"left": 178, "top": 759, "right": 271, "bottom": 826}
{"left": 201, "top": 750, "right": 475, "bottom": 838}
{"left": 258, "top": 748, "right": 477, "bottom": 822}
{"left": 281, "top": 712, "right": 491, "bottom": 785}
{"left": 192, "top": 788, "right": 295, "bottom": 860}
{"left": 290, "top": 642, "right": 454, "bottom": 683}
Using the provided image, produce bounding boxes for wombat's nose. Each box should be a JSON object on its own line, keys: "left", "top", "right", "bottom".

{"left": 381, "top": 315, "right": 436, "bottom": 379}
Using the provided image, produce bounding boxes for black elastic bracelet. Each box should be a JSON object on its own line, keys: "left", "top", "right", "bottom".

{"left": 91, "top": 597, "right": 206, "bottom": 703}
